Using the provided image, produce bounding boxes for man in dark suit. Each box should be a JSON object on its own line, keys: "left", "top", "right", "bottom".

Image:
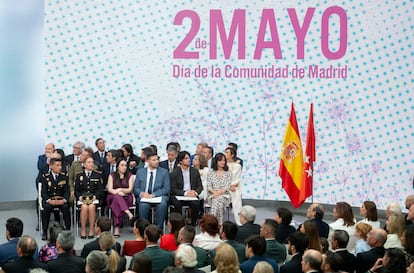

{"left": 261, "top": 219, "right": 286, "bottom": 264}
{"left": 40, "top": 158, "right": 71, "bottom": 240}
{"left": 159, "top": 143, "right": 179, "bottom": 173}
{"left": 280, "top": 231, "right": 308, "bottom": 273}
{"left": 130, "top": 225, "right": 174, "bottom": 273}
{"left": 202, "top": 146, "right": 214, "bottom": 168}
{"left": 321, "top": 251, "right": 343, "bottom": 273}
{"left": 235, "top": 205, "right": 261, "bottom": 243}
{"left": 355, "top": 228, "right": 387, "bottom": 273}
{"left": 170, "top": 151, "right": 202, "bottom": 226}
{"left": 240, "top": 235, "right": 278, "bottom": 273}
{"left": 298, "top": 203, "right": 330, "bottom": 238}
{"left": 1, "top": 235, "right": 47, "bottom": 273}
{"left": 93, "top": 137, "right": 107, "bottom": 170}
{"left": 220, "top": 221, "right": 246, "bottom": 263}
{"left": 37, "top": 143, "right": 55, "bottom": 173}
{"left": 48, "top": 231, "right": 86, "bottom": 273}
{"left": 65, "top": 141, "right": 85, "bottom": 166}
{"left": 80, "top": 216, "right": 121, "bottom": 258}
{"left": 134, "top": 151, "right": 171, "bottom": 230}
{"left": 331, "top": 229, "right": 356, "bottom": 273}
{"left": 301, "top": 249, "right": 323, "bottom": 273}
{"left": 178, "top": 225, "right": 209, "bottom": 268}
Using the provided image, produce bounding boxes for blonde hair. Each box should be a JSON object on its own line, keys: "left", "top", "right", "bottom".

{"left": 387, "top": 214, "right": 405, "bottom": 237}
{"left": 99, "top": 231, "right": 119, "bottom": 273}
{"left": 253, "top": 261, "right": 274, "bottom": 273}
{"left": 214, "top": 243, "right": 239, "bottom": 273}
{"left": 355, "top": 222, "right": 373, "bottom": 240}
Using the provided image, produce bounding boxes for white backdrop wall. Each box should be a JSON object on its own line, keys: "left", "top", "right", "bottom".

{"left": 43, "top": 0, "right": 414, "bottom": 209}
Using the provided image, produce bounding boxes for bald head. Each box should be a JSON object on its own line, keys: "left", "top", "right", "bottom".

{"left": 18, "top": 235, "right": 37, "bottom": 257}
{"left": 367, "top": 228, "right": 387, "bottom": 247}
{"left": 406, "top": 195, "right": 414, "bottom": 210}
{"left": 302, "top": 249, "right": 322, "bottom": 272}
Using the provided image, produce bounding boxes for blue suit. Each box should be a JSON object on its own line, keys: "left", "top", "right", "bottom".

{"left": 134, "top": 167, "right": 170, "bottom": 230}
{"left": 0, "top": 238, "right": 39, "bottom": 266}
{"left": 240, "top": 255, "right": 278, "bottom": 273}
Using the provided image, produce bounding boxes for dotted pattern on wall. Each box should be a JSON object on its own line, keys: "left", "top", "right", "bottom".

{"left": 45, "top": 0, "right": 414, "bottom": 209}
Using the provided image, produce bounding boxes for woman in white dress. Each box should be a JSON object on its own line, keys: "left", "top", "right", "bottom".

{"left": 384, "top": 214, "right": 405, "bottom": 249}
{"left": 358, "top": 201, "right": 381, "bottom": 228}
{"left": 225, "top": 147, "right": 242, "bottom": 226}
{"left": 329, "top": 201, "right": 357, "bottom": 252}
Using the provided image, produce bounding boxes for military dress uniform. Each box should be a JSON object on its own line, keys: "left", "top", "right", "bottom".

{"left": 41, "top": 172, "right": 71, "bottom": 238}
{"left": 74, "top": 170, "right": 104, "bottom": 205}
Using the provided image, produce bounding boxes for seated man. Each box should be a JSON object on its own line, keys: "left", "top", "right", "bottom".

{"left": 134, "top": 151, "right": 170, "bottom": 230}
{"left": 301, "top": 249, "right": 322, "bottom": 273}
{"left": 220, "top": 221, "right": 246, "bottom": 263}
{"left": 170, "top": 151, "right": 202, "bottom": 226}
{"left": 159, "top": 143, "right": 178, "bottom": 173}
{"left": 235, "top": 205, "right": 261, "bottom": 243}
{"left": 261, "top": 219, "right": 287, "bottom": 264}
{"left": 331, "top": 229, "right": 356, "bottom": 273}
{"left": 40, "top": 158, "right": 71, "bottom": 240}
{"left": 240, "top": 235, "right": 278, "bottom": 273}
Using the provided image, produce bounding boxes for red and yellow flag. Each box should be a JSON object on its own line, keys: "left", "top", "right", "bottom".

{"left": 279, "top": 102, "right": 304, "bottom": 208}
{"left": 300, "top": 103, "right": 315, "bottom": 204}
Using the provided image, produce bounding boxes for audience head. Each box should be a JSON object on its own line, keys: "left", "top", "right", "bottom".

{"left": 386, "top": 201, "right": 402, "bottom": 218}
{"left": 212, "top": 152, "right": 228, "bottom": 171}
{"left": 301, "top": 249, "right": 322, "bottom": 273}
{"left": 199, "top": 215, "right": 219, "bottom": 236}
{"left": 321, "top": 251, "right": 342, "bottom": 273}
{"left": 381, "top": 248, "right": 406, "bottom": 273}
{"left": 224, "top": 147, "right": 237, "bottom": 162}
{"left": 133, "top": 218, "right": 150, "bottom": 239}
{"left": 96, "top": 216, "right": 112, "bottom": 234}
{"left": 202, "top": 146, "right": 213, "bottom": 161}
{"left": 402, "top": 225, "right": 414, "bottom": 255}
{"left": 239, "top": 205, "right": 257, "bottom": 224}
{"left": 167, "top": 212, "right": 186, "bottom": 234}
{"left": 121, "top": 143, "right": 133, "bottom": 157}
{"left": 48, "top": 221, "right": 64, "bottom": 244}
{"left": 221, "top": 221, "right": 238, "bottom": 240}
{"left": 245, "top": 235, "right": 266, "bottom": 257}
{"left": 17, "top": 235, "right": 37, "bottom": 257}
{"left": 260, "top": 219, "right": 278, "bottom": 238}
{"left": 176, "top": 151, "right": 191, "bottom": 166}
{"left": 366, "top": 228, "right": 387, "bottom": 248}
{"left": 408, "top": 261, "right": 414, "bottom": 273}
{"left": 178, "top": 225, "right": 196, "bottom": 244}
{"left": 56, "top": 230, "right": 75, "bottom": 253}
{"left": 319, "top": 237, "right": 329, "bottom": 254}
{"left": 144, "top": 224, "right": 161, "bottom": 244}
{"left": 106, "top": 149, "right": 120, "bottom": 164}
{"left": 386, "top": 213, "right": 405, "bottom": 237}
{"left": 407, "top": 203, "right": 414, "bottom": 222}
{"left": 227, "top": 142, "right": 239, "bottom": 151}
{"left": 214, "top": 243, "right": 240, "bottom": 273}
{"left": 195, "top": 142, "right": 208, "bottom": 154}
{"left": 6, "top": 217, "right": 23, "bottom": 239}
{"left": 131, "top": 253, "right": 152, "bottom": 273}
{"left": 361, "top": 201, "right": 378, "bottom": 221}
{"left": 333, "top": 202, "right": 355, "bottom": 226}
{"left": 405, "top": 195, "right": 414, "bottom": 210}
{"left": 146, "top": 151, "right": 159, "bottom": 169}
{"left": 49, "top": 158, "right": 63, "bottom": 174}
{"left": 252, "top": 261, "right": 274, "bottom": 273}
{"left": 331, "top": 229, "right": 349, "bottom": 249}
{"left": 86, "top": 250, "right": 109, "bottom": 273}
{"left": 275, "top": 207, "right": 293, "bottom": 226}
{"left": 73, "top": 141, "right": 86, "bottom": 155}
{"left": 175, "top": 244, "right": 198, "bottom": 268}
{"left": 300, "top": 220, "right": 321, "bottom": 251}
{"left": 307, "top": 203, "right": 325, "bottom": 220}
{"left": 98, "top": 232, "right": 120, "bottom": 273}
{"left": 287, "top": 231, "right": 308, "bottom": 255}
{"left": 355, "top": 222, "right": 373, "bottom": 240}
{"left": 192, "top": 153, "right": 208, "bottom": 169}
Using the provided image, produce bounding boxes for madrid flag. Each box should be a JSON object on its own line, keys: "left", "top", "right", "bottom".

{"left": 279, "top": 102, "right": 304, "bottom": 208}
{"left": 300, "top": 103, "right": 315, "bottom": 204}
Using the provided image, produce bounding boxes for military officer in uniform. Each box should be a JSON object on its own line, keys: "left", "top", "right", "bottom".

{"left": 75, "top": 156, "right": 104, "bottom": 239}
{"left": 41, "top": 158, "right": 71, "bottom": 240}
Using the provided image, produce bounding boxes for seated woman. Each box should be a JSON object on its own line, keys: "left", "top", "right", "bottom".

{"left": 329, "top": 201, "right": 357, "bottom": 251}
{"left": 160, "top": 212, "right": 186, "bottom": 251}
{"left": 193, "top": 214, "right": 222, "bottom": 250}
{"left": 358, "top": 200, "right": 381, "bottom": 228}
{"left": 75, "top": 156, "right": 104, "bottom": 239}
{"left": 274, "top": 207, "right": 296, "bottom": 244}
{"left": 99, "top": 231, "right": 126, "bottom": 273}
{"left": 106, "top": 159, "right": 135, "bottom": 237}
{"left": 212, "top": 243, "right": 241, "bottom": 273}
{"left": 299, "top": 220, "right": 322, "bottom": 251}
{"left": 122, "top": 218, "right": 149, "bottom": 256}
{"left": 354, "top": 221, "right": 372, "bottom": 255}
{"left": 207, "top": 153, "right": 232, "bottom": 225}
{"left": 39, "top": 221, "right": 64, "bottom": 262}
{"left": 384, "top": 214, "right": 405, "bottom": 249}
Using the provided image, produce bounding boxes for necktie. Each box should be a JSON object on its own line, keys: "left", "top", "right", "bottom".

{"left": 111, "top": 165, "right": 115, "bottom": 173}
{"left": 148, "top": 172, "right": 153, "bottom": 194}
{"left": 169, "top": 163, "right": 173, "bottom": 173}
{"left": 101, "top": 152, "right": 105, "bottom": 162}
{"left": 87, "top": 172, "right": 91, "bottom": 178}
{"left": 54, "top": 174, "right": 58, "bottom": 181}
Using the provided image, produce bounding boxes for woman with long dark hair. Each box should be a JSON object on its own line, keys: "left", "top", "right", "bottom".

{"left": 369, "top": 248, "right": 406, "bottom": 273}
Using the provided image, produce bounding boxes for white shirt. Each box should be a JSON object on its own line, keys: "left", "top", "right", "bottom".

{"left": 145, "top": 168, "right": 157, "bottom": 193}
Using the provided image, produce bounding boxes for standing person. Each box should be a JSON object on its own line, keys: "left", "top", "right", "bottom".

{"left": 225, "top": 147, "right": 242, "bottom": 225}
{"left": 75, "top": 156, "right": 104, "bottom": 239}
{"left": 170, "top": 151, "right": 203, "bottom": 226}
{"left": 358, "top": 201, "right": 381, "bottom": 228}
{"left": 40, "top": 158, "right": 71, "bottom": 241}
{"left": 106, "top": 159, "right": 134, "bottom": 237}
{"left": 121, "top": 143, "right": 140, "bottom": 175}
{"left": 227, "top": 142, "right": 243, "bottom": 168}
{"left": 207, "top": 153, "right": 232, "bottom": 225}
{"left": 93, "top": 138, "right": 107, "bottom": 170}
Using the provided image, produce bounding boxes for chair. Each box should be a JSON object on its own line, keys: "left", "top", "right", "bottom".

{"left": 73, "top": 198, "right": 101, "bottom": 237}
{"left": 108, "top": 194, "right": 137, "bottom": 228}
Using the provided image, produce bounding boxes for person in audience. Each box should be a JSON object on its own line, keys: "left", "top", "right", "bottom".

{"left": 320, "top": 251, "right": 342, "bottom": 273}
{"left": 384, "top": 201, "right": 403, "bottom": 230}
{"left": 130, "top": 224, "right": 174, "bottom": 273}
{"left": 300, "top": 249, "right": 322, "bottom": 273}
{"left": 40, "top": 158, "right": 71, "bottom": 241}
{"left": 202, "top": 146, "right": 214, "bottom": 169}
{"left": 93, "top": 138, "right": 107, "bottom": 171}
{"left": 235, "top": 205, "right": 261, "bottom": 243}
{"left": 85, "top": 250, "right": 109, "bottom": 273}
{"left": 407, "top": 203, "right": 414, "bottom": 227}
{"left": 134, "top": 151, "right": 171, "bottom": 231}
{"left": 329, "top": 201, "right": 356, "bottom": 251}
{"left": 174, "top": 244, "right": 204, "bottom": 273}
{"left": 211, "top": 243, "right": 240, "bottom": 273}
{"left": 354, "top": 221, "right": 373, "bottom": 255}
{"left": 177, "top": 225, "right": 209, "bottom": 268}
{"left": 280, "top": 231, "right": 308, "bottom": 273}
{"left": 107, "top": 158, "right": 135, "bottom": 237}
{"left": 192, "top": 152, "right": 209, "bottom": 217}
{"left": 121, "top": 143, "right": 140, "bottom": 175}
{"left": 252, "top": 261, "right": 273, "bottom": 273}
{"left": 39, "top": 221, "right": 64, "bottom": 262}
{"left": 160, "top": 212, "right": 186, "bottom": 251}
{"left": 47, "top": 231, "right": 86, "bottom": 273}
{"left": 194, "top": 214, "right": 222, "bottom": 250}
{"left": 68, "top": 147, "right": 95, "bottom": 202}
{"left": 37, "top": 143, "right": 56, "bottom": 172}
{"left": 225, "top": 147, "right": 243, "bottom": 225}
{"left": 358, "top": 200, "right": 381, "bottom": 228}
{"left": 227, "top": 143, "right": 243, "bottom": 168}
{"left": 274, "top": 207, "right": 296, "bottom": 244}
{"left": 99, "top": 231, "right": 126, "bottom": 273}
{"left": 75, "top": 156, "right": 105, "bottom": 239}
{"left": 103, "top": 149, "right": 121, "bottom": 186}
{"left": 160, "top": 143, "right": 179, "bottom": 173}
{"left": 384, "top": 213, "right": 405, "bottom": 249}
{"left": 65, "top": 141, "right": 85, "bottom": 166}
{"left": 207, "top": 153, "right": 232, "bottom": 225}
{"left": 220, "top": 221, "right": 246, "bottom": 263}
{"left": 260, "top": 219, "right": 286, "bottom": 264}
{"left": 300, "top": 203, "right": 330, "bottom": 238}
{"left": 355, "top": 228, "right": 387, "bottom": 273}
{"left": 170, "top": 151, "right": 203, "bottom": 226}
{"left": 81, "top": 216, "right": 121, "bottom": 258}
{"left": 190, "top": 142, "right": 208, "bottom": 165}
{"left": 0, "top": 235, "right": 47, "bottom": 273}
{"left": 320, "top": 237, "right": 329, "bottom": 254}
{"left": 300, "top": 220, "right": 322, "bottom": 251}
{"left": 330, "top": 229, "right": 356, "bottom": 273}
{"left": 128, "top": 253, "right": 152, "bottom": 273}
{"left": 240, "top": 235, "right": 278, "bottom": 273}
{"left": 122, "top": 218, "right": 149, "bottom": 256}
{"left": 405, "top": 195, "right": 414, "bottom": 227}
{"left": 368, "top": 247, "right": 406, "bottom": 273}
{"left": 402, "top": 225, "right": 414, "bottom": 266}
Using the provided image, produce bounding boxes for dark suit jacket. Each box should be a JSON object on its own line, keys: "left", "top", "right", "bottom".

{"left": 93, "top": 151, "right": 107, "bottom": 166}
{"left": 65, "top": 154, "right": 76, "bottom": 166}
{"left": 355, "top": 246, "right": 385, "bottom": 273}
{"left": 235, "top": 222, "right": 261, "bottom": 243}
{"left": 134, "top": 167, "right": 170, "bottom": 199}
{"left": 47, "top": 252, "right": 86, "bottom": 273}
{"left": 240, "top": 255, "right": 278, "bottom": 273}
{"left": 80, "top": 237, "right": 121, "bottom": 258}
{"left": 276, "top": 224, "right": 296, "bottom": 244}
{"left": 131, "top": 246, "right": 174, "bottom": 273}
{"left": 2, "top": 256, "right": 48, "bottom": 273}
{"left": 312, "top": 218, "right": 330, "bottom": 238}
{"left": 225, "top": 240, "right": 246, "bottom": 263}
{"left": 159, "top": 159, "right": 178, "bottom": 172}
{"left": 170, "top": 167, "right": 202, "bottom": 196}
{"left": 0, "top": 238, "right": 39, "bottom": 266}
{"left": 37, "top": 154, "right": 48, "bottom": 171}
{"left": 280, "top": 253, "right": 302, "bottom": 273}
{"left": 265, "top": 239, "right": 287, "bottom": 264}
{"left": 336, "top": 249, "right": 356, "bottom": 273}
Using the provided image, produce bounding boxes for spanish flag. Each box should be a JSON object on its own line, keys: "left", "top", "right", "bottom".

{"left": 279, "top": 102, "right": 304, "bottom": 208}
